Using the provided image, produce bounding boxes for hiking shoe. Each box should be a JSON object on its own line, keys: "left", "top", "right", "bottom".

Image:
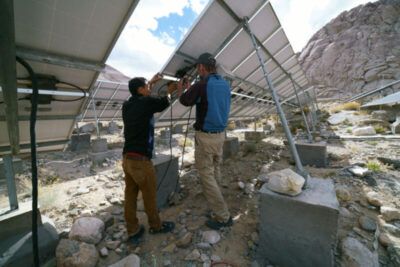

{"left": 149, "top": 221, "right": 175, "bottom": 234}
{"left": 205, "top": 217, "right": 233, "bottom": 230}
{"left": 127, "top": 225, "right": 145, "bottom": 245}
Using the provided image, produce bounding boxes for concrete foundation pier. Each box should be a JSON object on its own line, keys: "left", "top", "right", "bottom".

{"left": 153, "top": 154, "right": 179, "bottom": 208}
{"left": 295, "top": 141, "right": 328, "bottom": 167}
{"left": 257, "top": 177, "right": 339, "bottom": 267}
{"left": 70, "top": 133, "right": 91, "bottom": 152}
{"left": 223, "top": 137, "right": 239, "bottom": 159}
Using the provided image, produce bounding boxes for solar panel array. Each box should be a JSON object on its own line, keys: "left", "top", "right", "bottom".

{"left": 0, "top": 0, "right": 139, "bottom": 154}
{"left": 81, "top": 0, "right": 310, "bottom": 128}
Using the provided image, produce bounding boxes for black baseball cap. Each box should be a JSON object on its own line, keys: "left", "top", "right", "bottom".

{"left": 196, "top": 52, "right": 216, "bottom": 66}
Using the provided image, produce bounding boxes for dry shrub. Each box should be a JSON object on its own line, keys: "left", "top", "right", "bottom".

{"left": 331, "top": 102, "right": 361, "bottom": 113}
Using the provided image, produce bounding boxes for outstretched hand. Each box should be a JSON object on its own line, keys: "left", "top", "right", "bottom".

{"left": 149, "top": 73, "right": 163, "bottom": 85}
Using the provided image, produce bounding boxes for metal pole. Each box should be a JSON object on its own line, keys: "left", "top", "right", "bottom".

{"left": 3, "top": 155, "right": 18, "bottom": 210}
{"left": 306, "top": 91, "right": 317, "bottom": 132}
{"left": 91, "top": 93, "right": 100, "bottom": 139}
{"left": 243, "top": 18, "right": 308, "bottom": 182}
{"left": 290, "top": 75, "right": 313, "bottom": 143}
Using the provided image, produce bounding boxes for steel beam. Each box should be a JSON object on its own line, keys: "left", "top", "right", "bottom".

{"left": 3, "top": 154, "right": 18, "bottom": 210}
{"left": 16, "top": 46, "right": 105, "bottom": 72}
{"left": 0, "top": 0, "right": 19, "bottom": 155}
{"left": 0, "top": 139, "right": 69, "bottom": 153}
{"left": 0, "top": 115, "right": 77, "bottom": 121}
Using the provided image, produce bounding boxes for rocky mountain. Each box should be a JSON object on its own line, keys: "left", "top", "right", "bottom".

{"left": 299, "top": 0, "right": 400, "bottom": 100}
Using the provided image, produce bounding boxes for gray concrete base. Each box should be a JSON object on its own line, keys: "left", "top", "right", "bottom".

{"left": 257, "top": 177, "right": 339, "bottom": 267}
{"left": 295, "top": 141, "right": 328, "bottom": 167}
{"left": 0, "top": 223, "right": 59, "bottom": 267}
{"left": 223, "top": 137, "right": 239, "bottom": 159}
{"left": 70, "top": 133, "right": 91, "bottom": 152}
{"left": 91, "top": 138, "right": 108, "bottom": 153}
{"left": 89, "top": 151, "right": 111, "bottom": 165}
{"left": 0, "top": 157, "right": 23, "bottom": 179}
{"left": 153, "top": 154, "right": 179, "bottom": 208}
{"left": 245, "top": 131, "right": 266, "bottom": 142}
{"left": 172, "top": 125, "right": 183, "bottom": 134}
{"left": 0, "top": 201, "right": 41, "bottom": 240}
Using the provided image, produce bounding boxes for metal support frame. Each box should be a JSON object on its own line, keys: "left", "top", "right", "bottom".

{"left": 16, "top": 46, "right": 105, "bottom": 72}
{"left": 99, "top": 84, "right": 121, "bottom": 119}
{"left": 0, "top": 0, "right": 19, "bottom": 155}
{"left": 3, "top": 154, "right": 18, "bottom": 211}
{"left": 346, "top": 79, "right": 400, "bottom": 103}
{"left": 242, "top": 18, "right": 308, "bottom": 181}
{"left": 290, "top": 75, "right": 313, "bottom": 142}
{"left": 0, "top": 115, "right": 77, "bottom": 121}
{"left": 91, "top": 92, "right": 101, "bottom": 139}
{"left": 0, "top": 139, "right": 69, "bottom": 153}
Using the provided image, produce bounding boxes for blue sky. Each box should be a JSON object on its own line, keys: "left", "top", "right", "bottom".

{"left": 107, "top": 0, "right": 371, "bottom": 79}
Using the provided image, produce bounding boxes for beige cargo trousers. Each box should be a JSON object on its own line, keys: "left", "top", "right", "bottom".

{"left": 195, "top": 131, "right": 230, "bottom": 222}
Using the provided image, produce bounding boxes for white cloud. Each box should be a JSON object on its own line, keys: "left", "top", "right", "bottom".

{"left": 189, "top": 0, "right": 209, "bottom": 14}
{"left": 107, "top": 0, "right": 202, "bottom": 79}
{"left": 271, "top": 0, "right": 371, "bottom": 52}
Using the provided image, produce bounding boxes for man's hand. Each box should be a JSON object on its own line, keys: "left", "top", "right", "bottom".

{"left": 149, "top": 73, "right": 163, "bottom": 85}
{"left": 177, "top": 77, "right": 190, "bottom": 96}
{"left": 167, "top": 82, "right": 178, "bottom": 94}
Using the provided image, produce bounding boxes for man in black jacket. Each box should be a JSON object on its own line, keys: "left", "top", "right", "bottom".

{"left": 122, "top": 74, "right": 175, "bottom": 245}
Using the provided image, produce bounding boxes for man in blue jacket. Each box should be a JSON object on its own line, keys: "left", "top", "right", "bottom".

{"left": 178, "top": 53, "right": 232, "bottom": 230}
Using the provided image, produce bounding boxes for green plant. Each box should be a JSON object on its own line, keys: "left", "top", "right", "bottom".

{"left": 346, "top": 128, "right": 352, "bottom": 134}
{"left": 331, "top": 102, "right": 361, "bottom": 113}
{"left": 374, "top": 125, "right": 386, "bottom": 134}
{"left": 366, "top": 161, "right": 381, "bottom": 172}
{"left": 366, "top": 141, "right": 378, "bottom": 146}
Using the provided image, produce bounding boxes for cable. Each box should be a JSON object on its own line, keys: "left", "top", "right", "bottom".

{"left": 156, "top": 98, "right": 173, "bottom": 191}
{"left": 51, "top": 80, "right": 87, "bottom": 102}
{"left": 16, "top": 56, "right": 40, "bottom": 267}
{"left": 175, "top": 106, "right": 193, "bottom": 192}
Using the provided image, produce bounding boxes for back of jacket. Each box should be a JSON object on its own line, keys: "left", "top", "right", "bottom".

{"left": 122, "top": 95, "right": 169, "bottom": 158}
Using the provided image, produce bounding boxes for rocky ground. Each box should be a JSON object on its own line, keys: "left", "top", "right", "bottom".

{"left": 1, "top": 104, "right": 400, "bottom": 267}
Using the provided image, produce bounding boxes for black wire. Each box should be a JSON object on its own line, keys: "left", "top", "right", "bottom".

{"left": 51, "top": 80, "right": 87, "bottom": 102}
{"left": 157, "top": 99, "right": 173, "bottom": 191}
{"left": 16, "top": 56, "right": 40, "bottom": 267}
{"left": 175, "top": 106, "right": 193, "bottom": 192}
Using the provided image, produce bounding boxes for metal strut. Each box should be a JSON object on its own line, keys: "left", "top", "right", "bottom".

{"left": 289, "top": 75, "right": 313, "bottom": 143}
{"left": 243, "top": 17, "right": 308, "bottom": 183}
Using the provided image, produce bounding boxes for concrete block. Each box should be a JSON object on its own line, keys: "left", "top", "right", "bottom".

{"left": 0, "top": 157, "right": 23, "bottom": 179}
{"left": 107, "top": 121, "right": 120, "bottom": 134}
{"left": 0, "top": 223, "right": 59, "bottom": 267}
{"left": 70, "top": 133, "right": 91, "bottom": 152}
{"left": 172, "top": 125, "right": 183, "bottom": 134}
{"left": 223, "top": 137, "right": 239, "bottom": 159}
{"left": 295, "top": 141, "right": 328, "bottom": 167}
{"left": 0, "top": 201, "right": 42, "bottom": 240}
{"left": 160, "top": 129, "right": 171, "bottom": 139}
{"left": 91, "top": 138, "right": 108, "bottom": 153}
{"left": 152, "top": 154, "right": 179, "bottom": 208}
{"left": 257, "top": 177, "right": 339, "bottom": 267}
{"left": 245, "top": 131, "right": 266, "bottom": 142}
{"left": 89, "top": 151, "right": 111, "bottom": 165}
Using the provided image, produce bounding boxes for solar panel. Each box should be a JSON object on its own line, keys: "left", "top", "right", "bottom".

{"left": 0, "top": 0, "right": 140, "bottom": 154}
{"left": 80, "top": 0, "right": 310, "bottom": 128}
{"left": 156, "top": 0, "right": 308, "bottom": 122}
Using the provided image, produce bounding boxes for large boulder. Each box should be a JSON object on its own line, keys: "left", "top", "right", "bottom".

{"left": 69, "top": 217, "right": 105, "bottom": 244}
{"left": 341, "top": 237, "right": 379, "bottom": 267}
{"left": 265, "top": 168, "right": 305, "bottom": 196}
{"left": 298, "top": 1, "right": 400, "bottom": 100}
{"left": 56, "top": 239, "right": 99, "bottom": 267}
{"left": 79, "top": 123, "right": 96, "bottom": 134}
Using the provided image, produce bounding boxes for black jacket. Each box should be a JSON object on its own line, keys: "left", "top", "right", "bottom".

{"left": 122, "top": 95, "right": 170, "bottom": 158}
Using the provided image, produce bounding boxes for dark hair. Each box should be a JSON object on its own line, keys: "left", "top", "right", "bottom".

{"left": 128, "top": 77, "right": 147, "bottom": 95}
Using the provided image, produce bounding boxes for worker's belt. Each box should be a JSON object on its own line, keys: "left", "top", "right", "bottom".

{"left": 125, "top": 152, "right": 149, "bottom": 161}
{"left": 199, "top": 130, "right": 224, "bottom": 134}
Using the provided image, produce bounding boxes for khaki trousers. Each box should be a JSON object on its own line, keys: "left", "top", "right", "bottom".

{"left": 122, "top": 155, "right": 161, "bottom": 236}
{"left": 195, "top": 131, "right": 230, "bottom": 222}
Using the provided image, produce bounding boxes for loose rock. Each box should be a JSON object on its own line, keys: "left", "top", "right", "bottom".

{"left": 365, "top": 191, "right": 383, "bottom": 207}
{"left": 69, "top": 217, "right": 105, "bottom": 244}
{"left": 336, "top": 186, "right": 351, "bottom": 201}
{"left": 202, "top": 231, "right": 221, "bottom": 244}
{"left": 176, "top": 232, "right": 193, "bottom": 248}
{"left": 266, "top": 168, "right": 305, "bottom": 196}
{"left": 358, "top": 216, "right": 377, "bottom": 232}
{"left": 185, "top": 249, "right": 201, "bottom": 261}
{"left": 381, "top": 206, "right": 400, "bottom": 221}
{"left": 108, "top": 254, "right": 140, "bottom": 267}
{"left": 56, "top": 239, "right": 99, "bottom": 267}
{"left": 341, "top": 237, "right": 379, "bottom": 267}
